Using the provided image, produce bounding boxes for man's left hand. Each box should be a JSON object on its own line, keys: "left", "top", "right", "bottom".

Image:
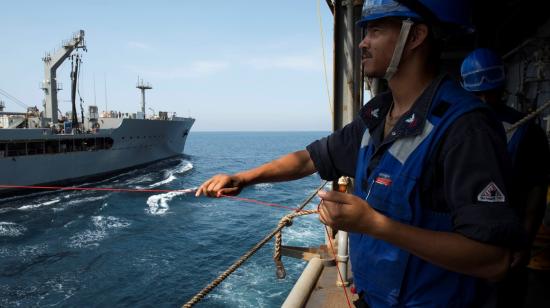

{"left": 317, "top": 190, "right": 383, "bottom": 234}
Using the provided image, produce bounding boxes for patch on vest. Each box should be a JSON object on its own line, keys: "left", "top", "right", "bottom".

{"left": 477, "top": 182, "right": 505, "bottom": 203}
{"left": 375, "top": 173, "right": 392, "bottom": 186}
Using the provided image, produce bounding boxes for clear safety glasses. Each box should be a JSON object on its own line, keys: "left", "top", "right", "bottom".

{"left": 462, "top": 65, "right": 505, "bottom": 88}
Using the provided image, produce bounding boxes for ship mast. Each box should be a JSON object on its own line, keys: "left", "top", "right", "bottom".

{"left": 41, "top": 30, "right": 86, "bottom": 127}
{"left": 136, "top": 78, "right": 152, "bottom": 119}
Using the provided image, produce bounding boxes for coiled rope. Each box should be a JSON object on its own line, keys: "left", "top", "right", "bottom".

{"left": 181, "top": 181, "right": 328, "bottom": 308}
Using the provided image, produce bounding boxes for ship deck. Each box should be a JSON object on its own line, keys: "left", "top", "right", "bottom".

{"left": 305, "top": 264, "right": 357, "bottom": 308}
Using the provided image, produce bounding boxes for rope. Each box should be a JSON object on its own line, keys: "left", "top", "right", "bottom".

{"left": 273, "top": 209, "right": 319, "bottom": 279}
{"left": 317, "top": 0, "right": 334, "bottom": 122}
{"left": 0, "top": 184, "right": 195, "bottom": 194}
{"left": 324, "top": 225, "right": 352, "bottom": 308}
{"left": 505, "top": 99, "right": 550, "bottom": 133}
{"left": 220, "top": 194, "right": 299, "bottom": 211}
{"left": 182, "top": 181, "right": 328, "bottom": 307}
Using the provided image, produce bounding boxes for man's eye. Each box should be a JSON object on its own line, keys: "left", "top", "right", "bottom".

{"left": 366, "top": 27, "right": 380, "bottom": 34}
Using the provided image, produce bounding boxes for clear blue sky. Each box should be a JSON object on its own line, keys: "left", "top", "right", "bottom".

{"left": 0, "top": 1, "right": 334, "bottom": 131}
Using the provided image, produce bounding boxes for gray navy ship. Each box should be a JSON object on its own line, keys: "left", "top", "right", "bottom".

{"left": 0, "top": 30, "right": 195, "bottom": 197}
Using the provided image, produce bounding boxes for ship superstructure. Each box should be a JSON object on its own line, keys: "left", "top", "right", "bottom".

{"left": 0, "top": 30, "right": 195, "bottom": 198}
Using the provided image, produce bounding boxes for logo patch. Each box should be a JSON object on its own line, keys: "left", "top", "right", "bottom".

{"left": 374, "top": 173, "right": 392, "bottom": 186}
{"left": 477, "top": 182, "right": 505, "bottom": 203}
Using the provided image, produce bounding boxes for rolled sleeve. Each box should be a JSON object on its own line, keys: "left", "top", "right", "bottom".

{"left": 306, "top": 118, "right": 366, "bottom": 181}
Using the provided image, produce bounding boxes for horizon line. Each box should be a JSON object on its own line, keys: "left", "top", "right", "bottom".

{"left": 191, "top": 130, "right": 330, "bottom": 133}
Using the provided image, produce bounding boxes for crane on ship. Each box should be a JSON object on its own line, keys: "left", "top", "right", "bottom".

{"left": 40, "top": 30, "right": 86, "bottom": 128}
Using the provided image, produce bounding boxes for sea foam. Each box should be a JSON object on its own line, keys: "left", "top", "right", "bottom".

{"left": 148, "top": 160, "right": 193, "bottom": 188}
{"left": 0, "top": 222, "right": 27, "bottom": 237}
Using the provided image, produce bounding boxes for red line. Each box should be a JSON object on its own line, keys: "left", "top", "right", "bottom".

{"left": 219, "top": 194, "right": 299, "bottom": 211}
{"left": 0, "top": 184, "right": 300, "bottom": 211}
{"left": 325, "top": 225, "right": 352, "bottom": 308}
{"left": 0, "top": 184, "right": 195, "bottom": 194}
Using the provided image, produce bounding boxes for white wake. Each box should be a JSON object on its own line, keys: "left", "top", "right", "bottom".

{"left": 145, "top": 187, "right": 195, "bottom": 216}
{"left": 148, "top": 160, "right": 193, "bottom": 188}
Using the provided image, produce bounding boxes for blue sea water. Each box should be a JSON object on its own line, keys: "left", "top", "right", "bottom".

{"left": 0, "top": 131, "right": 330, "bottom": 307}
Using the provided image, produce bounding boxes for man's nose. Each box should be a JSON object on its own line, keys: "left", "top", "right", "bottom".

{"left": 358, "top": 36, "right": 369, "bottom": 49}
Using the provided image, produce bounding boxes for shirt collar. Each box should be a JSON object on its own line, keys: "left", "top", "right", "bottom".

{"left": 360, "top": 73, "right": 447, "bottom": 139}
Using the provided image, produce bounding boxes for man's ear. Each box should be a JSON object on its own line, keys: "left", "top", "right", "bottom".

{"left": 407, "top": 24, "right": 429, "bottom": 50}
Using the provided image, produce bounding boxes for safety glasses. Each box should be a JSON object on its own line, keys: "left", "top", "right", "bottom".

{"left": 461, "top": 65, "right": 505, "bottom": 88}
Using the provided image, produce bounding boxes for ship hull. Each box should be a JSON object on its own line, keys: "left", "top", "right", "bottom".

{"left": 0, "top": 117, "right": 194, "bottom": 199}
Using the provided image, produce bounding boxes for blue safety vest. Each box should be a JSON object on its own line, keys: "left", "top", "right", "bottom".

{"left": 352, "top": 79, "right": 488, "bottom": 307}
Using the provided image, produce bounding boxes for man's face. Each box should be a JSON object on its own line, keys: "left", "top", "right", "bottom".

{"left": 359, "top": 18, "right": 402, "bottom": 78}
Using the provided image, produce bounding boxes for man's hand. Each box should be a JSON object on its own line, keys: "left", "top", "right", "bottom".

{"left": 317, "top": 190, "right": 383, "bottom": 234}
{"left": 195, "top": 174, "right": 245, "bottom": 198}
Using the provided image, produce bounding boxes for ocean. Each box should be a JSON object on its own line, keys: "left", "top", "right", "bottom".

{"left": 0, "top": 131, "right": 329, "bottom": 307}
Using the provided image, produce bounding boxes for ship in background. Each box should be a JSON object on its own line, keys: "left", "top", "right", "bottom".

{"left": 0, "top": 30, "right": 195, "bottom": 198}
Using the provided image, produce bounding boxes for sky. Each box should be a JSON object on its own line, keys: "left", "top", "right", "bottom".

{"left": 0, "top": 1, "right": 335, "bottom": 131}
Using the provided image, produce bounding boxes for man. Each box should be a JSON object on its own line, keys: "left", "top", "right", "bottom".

{"left": 196, "top": 0, "right": 522, "bottom": 306}
{"left": 461, "top": 48, "right": 550, "bottom": 307}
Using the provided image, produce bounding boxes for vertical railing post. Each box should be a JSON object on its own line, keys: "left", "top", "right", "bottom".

{"left": 332, "top": 0, "right": 364, "bottom": 287}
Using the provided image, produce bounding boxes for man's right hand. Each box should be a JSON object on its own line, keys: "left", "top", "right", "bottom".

{"left": 195, "top": 174, "right": 245, "bottom": 198}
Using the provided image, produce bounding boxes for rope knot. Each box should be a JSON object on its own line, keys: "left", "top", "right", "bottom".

{"left": 278, "top": 216, "right": 294, "bottom": 228}
{"left": 273, "top": 209, "right": 319, "bottom": 280}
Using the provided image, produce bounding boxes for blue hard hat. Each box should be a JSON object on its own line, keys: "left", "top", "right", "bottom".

{"left": 358, "top": 0, "right": 421, "bottom": 26}
{"left": 461, "top": 48, "right": 506, "bottom": 92}
{"left": 358, "top": 0, "right": 473, "bottom": 31}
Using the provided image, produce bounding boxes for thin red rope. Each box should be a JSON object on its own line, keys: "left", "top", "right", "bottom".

{"left": 0, "top": 184, "right": 194, "bottom": 194}
{"left": 219, "top": 194, "right": 299, "bottom": 211}
{"left": 324, "top": 225, "right": 353, "bottom": 308}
